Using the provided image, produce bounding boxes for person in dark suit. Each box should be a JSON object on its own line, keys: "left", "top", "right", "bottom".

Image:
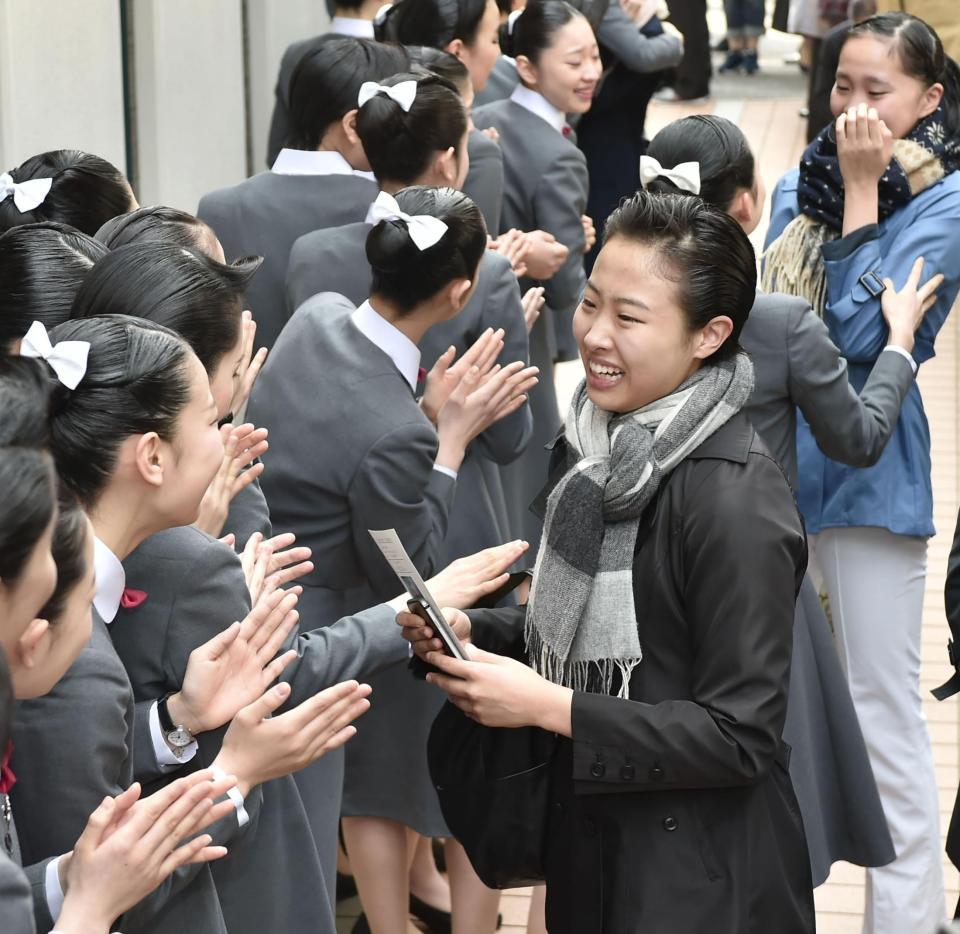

{"left": 198, "top": 37, "right": 408, "bottom": 350}
{"left": 248, "top": 188, "right": 537, "bottom": 933}
{"left": 807, "top": 0, "right": 878, "bottom": 142}
{"left": 474, "top": 0, "right": 600, "bottom": 550}
{"left": 406, "top": 191, "right": 816, "bottom": 933}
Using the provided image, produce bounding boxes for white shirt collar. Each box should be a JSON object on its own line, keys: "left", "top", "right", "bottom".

{"left": 330, "top": 15, "right": 375, "bottom": 37}
{"left": 351, "top": 300, "right": 421, "bottom": 391}
{"left": 509, "top": 85, "right": 566, "bottom": 135}
{"left": 271, "top": 148, "right": 375, "bottom": 181}
{"left": 93, "top": 537, "right": 126, "bottom": 623}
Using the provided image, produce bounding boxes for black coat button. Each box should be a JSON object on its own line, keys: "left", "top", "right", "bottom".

{"left": 649, "top": 766, "right": 665, "bottom": 782}
{"left": 662, "top": 816, "right": 678, "bottom": 832}
{"left": 620, "top": 764, "right": 635, "bottom": 781}
{"left": 590, "top": 760, "right": 606, "bottom": 778}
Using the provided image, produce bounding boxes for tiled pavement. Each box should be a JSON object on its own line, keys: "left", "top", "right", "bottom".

{"left": 337, "top": 19, "right": 960, "bottom": 934}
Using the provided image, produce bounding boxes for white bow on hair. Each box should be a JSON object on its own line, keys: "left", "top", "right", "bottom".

{"left": 638, "top": 156, "right": 701, "bottom": 195}
{"left": 357, "top": 80, "right": 418, "bottom": 113}
{"left": 373, "top": 2, "right": 392, "bottom": 25}
{"left": 20, "top": 321, "right": 90, "bottom": 390}
{"left": 365, "top": 190, "right": 448, "bottom": 251}
{"left": 0, "top": 172, "right": 53, "bottom": 213}
{"left": 507, "top": 8, "right": 522, "bottom": 34}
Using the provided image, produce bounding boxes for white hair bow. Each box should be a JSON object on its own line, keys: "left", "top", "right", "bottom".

{"left": 638, "top": 155, "right": 701, "bottom": 195}
{"left": 358, "top": 80, "right": 418, "bottom": 113}
{"left": 373, "top": 2, "right": 392, "bottom": 25}
{"left": 20, "top": 321, "right": 90, "bottom": 390}
{"left": 507, "top": 9, "right": 522, "bottom": 34}
{"left": 365, "top": 190, "right": 448, "bottom": 251}
{"left": 0, "top": 172, "right": 53, "bottom": 213}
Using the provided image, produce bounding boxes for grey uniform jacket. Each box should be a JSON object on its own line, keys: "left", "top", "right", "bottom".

{"left": 286, "top": 224, "right": 532, "bottom": 559}
{"left": 473, "top": 56, "right": 519, "bottom": 107}
{"left": 197, "top": 171, "right": 376, "bottom": 349}
{"left": 741, "top": 291, "right": 916, "bottom": 486}
{"left": 463, "top": 128, "right": 504, "bottom": 234}
{"left": 595, "top": 0, "right": 684, "bottom": 72}
{"left": 11, "top": 611, "right": 234, "bottom": 934}
{"left": 223, "top": 473, "right": 272, "bottom": 548}
{"left": 0, "top": 850, "right": 32, "bottom": 934}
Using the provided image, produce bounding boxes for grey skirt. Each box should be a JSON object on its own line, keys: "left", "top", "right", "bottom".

{"left": 784, "top": 575, "right": 896, "bottom": 885}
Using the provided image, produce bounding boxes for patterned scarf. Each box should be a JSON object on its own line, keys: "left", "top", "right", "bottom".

{"left": 762, "top": 102, "right": 960, "bottom": 314}
{"left": 525, "top": 353, "right": 755, "bottom": 698}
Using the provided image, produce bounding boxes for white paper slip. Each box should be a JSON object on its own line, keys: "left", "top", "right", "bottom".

{"left": 369, "top": 528, "right": 468, "bottom": 660}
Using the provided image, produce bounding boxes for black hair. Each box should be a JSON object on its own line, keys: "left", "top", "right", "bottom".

{"left": 0, "top": 222, "right": 108, "bottom": 350}
{"left": 0, "top": 356, "right": 56, "bottom": 585}
{"left": 646, "top": 115, "right": 756, "bottom": 212}
{"left": 0, "top": 150, "right": 134, "bottom": 236}
{"left": 37, "top": 487, "right": 89, "bottom": 625}
{"left": 500, "top": 0, "right": 587, "bottom": 63}
{"left": 845, "top": 13, "right": 960, "bottom": 136}
{"left": 72, "top": 243, "right": 260, "bottom": 377}
{"left": 288, "top": 36, "right": 411, "bottom": 150}
{"left": 406, "top": 46, "right": 472, "bottom": 90}
{"left": 377, "top": 0, "right": 490, "bottom": 49}
{"left": 367, "top": 185, "right": 487, "bottom": 311}
{"left": 0, "top": 646, "right": 12, "bottom": 757}
{"left": 95, "top": 205, "right": 220, "bottom": 256}
{"left": 603, "top": 191, "right": 756, "bottom": 361}
{"left": 44, "top": 315, "right": 194, "bottom": 508}
{"left": 357, "top": 72, "right": 468, "bottom": 184}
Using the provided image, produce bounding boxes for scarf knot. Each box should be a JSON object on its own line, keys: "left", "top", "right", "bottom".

{"left": 526, "top": 353, "right": 754, "bottom": 698}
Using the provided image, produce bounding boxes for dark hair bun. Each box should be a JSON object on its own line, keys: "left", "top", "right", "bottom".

{"left": 366, "top": 218, "right": 418, "bottom": 272}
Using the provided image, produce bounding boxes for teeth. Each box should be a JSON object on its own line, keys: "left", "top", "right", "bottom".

{"left": 589, "top": 361, "right": 623, "bottom": 377}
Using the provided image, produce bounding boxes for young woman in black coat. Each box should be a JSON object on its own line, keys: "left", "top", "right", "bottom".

{"left": 403, "top": 191, "right": 815, "bottom": 933}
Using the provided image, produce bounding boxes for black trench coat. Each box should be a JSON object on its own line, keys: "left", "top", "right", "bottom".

{"left": 469, "top": 412, "right": 816, "bottom": 933}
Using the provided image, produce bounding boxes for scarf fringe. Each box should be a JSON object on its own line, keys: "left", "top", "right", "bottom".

{"left": 761, "top": 213, "right": 835, "bottom": 316}
{"left": 526, "top": 623, "right": 642, "bottom": 700}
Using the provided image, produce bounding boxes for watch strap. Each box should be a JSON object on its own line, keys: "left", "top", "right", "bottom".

{"left": 157, "top": 692, "right": 178, "bottom": 733}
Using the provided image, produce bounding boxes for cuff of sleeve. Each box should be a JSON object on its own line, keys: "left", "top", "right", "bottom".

{"left": 820, "top": 223, "right": 880, "bottom": 261}
{"left": 433, "top": 464, "right": 458, "bottom": 480}
{"left": 882, "top": 344, "right": 918, "bottom": 374}
{"left": 150, "top": 701, "right": 199, "bottom": 770}
{"left": 45, "top": 855, "right": 66, "bottom": 923}
{"left": 210, "top": 765, "right": 249, "bottom": 828}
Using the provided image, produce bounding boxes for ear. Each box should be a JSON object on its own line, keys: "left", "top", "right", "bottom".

{"left": 444, "top": 37, "right": 466, "bottom": 60}
{"left": 918, "top": 81, "right": 944, "bottom": 121}
{"left": 132, "top": 432, "right": 165, "bottom": 489}
{"left": 728, "top": 190, "right": 754, "bottom": 229}
{"left": 341, "top": 108, "right": 361, "bottom": 145}
{"left": 515, "top": 55, "right": 538, "bottom": 88}
{"left": 692, "top": 316, "right": 734, "bottom": 360}
{"left": 16, "top": 617, "right": 51, "bottom": 671}
{"left": 448, "top": 278, "right": 474, "bottom": 311}
{"left": 434, "top": 147, "right": 458, "bottom": 185}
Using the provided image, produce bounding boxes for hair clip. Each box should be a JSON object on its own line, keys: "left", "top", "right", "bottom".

{"left": 365, "top": 190, "right": 448, "bottom": 250}
{"left": 638, "top": 156, "right": 701, "bottom": 195}
{"left": 20, "top": 321, "right": 90, "bottom": 390}
{"left": 373, "top": 1, "right": 392, "bottom": 24}
{"left": 0, "top": 172, "right": 53, "bottom": 213}
{"left": 358, "top": 80, "right": 418, "bottom": 112}
{"left": 507, "top": 9, "right": 523, "bottom": 35}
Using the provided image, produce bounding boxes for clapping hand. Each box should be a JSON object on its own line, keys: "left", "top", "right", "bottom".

{"left": 229, "top": 310, "right": 268, "bottom": 418}
{"left": 426, "top": 540, "right": 529, "bottom": 609}
{"left": 239, "top": 531, "right": 314, "bottom": 603}
{"left": 195, "top": 423, "right": 269, "bottom": 537}
{"left": 420, "top": 328, "right": 505, "bottom": 424}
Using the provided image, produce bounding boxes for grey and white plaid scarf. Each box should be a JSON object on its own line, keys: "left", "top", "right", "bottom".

{"left": 525, "top": 352, "right": 755, "bottom": 698}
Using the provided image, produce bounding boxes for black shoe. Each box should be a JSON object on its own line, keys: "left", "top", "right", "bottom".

{"left": 337, "top": 871, "right": 358, "bottom": 902}
{"left": 351, "top": 914, "right": 371, "bottom": 934}
{"left": 718, "top": 50, "right": 744, "bottom": 73}
{"left": 742, "top": 50, "right": 759, "bottom": 74}
{"left": 409, "top": 893, "right": 452, "bottom": 933}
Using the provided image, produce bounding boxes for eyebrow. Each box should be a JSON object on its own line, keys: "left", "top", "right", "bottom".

{"left": 586, "top": 281, "right": 651, "bottom": 311}
{"left": 835, "top": 70, "right": 892, "bottom": 85}
{"left": 563, "top": 45, "right": 586, "bottom": 55}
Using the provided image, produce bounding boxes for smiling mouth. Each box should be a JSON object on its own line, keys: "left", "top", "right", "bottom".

{"left": 588, "top": 360, "right": 624, "bottom": 385}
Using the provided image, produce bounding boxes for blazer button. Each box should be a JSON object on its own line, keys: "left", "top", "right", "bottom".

{"left": 620, "top": 764, "right": 635, "bottom": 781}
{"left": 590, "top": 760, "right": 606, "bottom": 778}
{"left": 649, "top": 766, "right": 665, "bottom": 783}
{"left": 662, "top": 816, "right": 679, "bottom": 832}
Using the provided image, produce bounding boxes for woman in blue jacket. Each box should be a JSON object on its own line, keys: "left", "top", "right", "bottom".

{"left": 763, "top": 14, "right": 960, "bottom": 933}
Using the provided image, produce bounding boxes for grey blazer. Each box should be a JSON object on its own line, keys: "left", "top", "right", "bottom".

{"left": 286, "top": 225, "right": 532, "bottom": 555}
{"left": 741, "top": 291, "right": 916, "bottom": 487}
{"left": 595, "top": 0, "right": 683, "bottom": 72}
{"left": 197, "top": 171, "right": 376, "bottom": 349}
{"left": 0, "top": 850, "right": 32, "bottom": 934}
{"left": 473, "top": 56, "right": 519, "bottom": 108}
{"left": 248, "top": 292, "right": 457, "bottom": 621}
{"left": 11, "top": 612, "right": 231, "bottom": 934}
{"left": 463, "top": 128, "right": 504, "bottom": 234}
{"left": 223, "top": 473, "right": 272, "bottom": 547}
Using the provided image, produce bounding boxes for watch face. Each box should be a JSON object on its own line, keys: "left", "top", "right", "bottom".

{"left": 168, "top": 728, "right": 194, "bottom": 748}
